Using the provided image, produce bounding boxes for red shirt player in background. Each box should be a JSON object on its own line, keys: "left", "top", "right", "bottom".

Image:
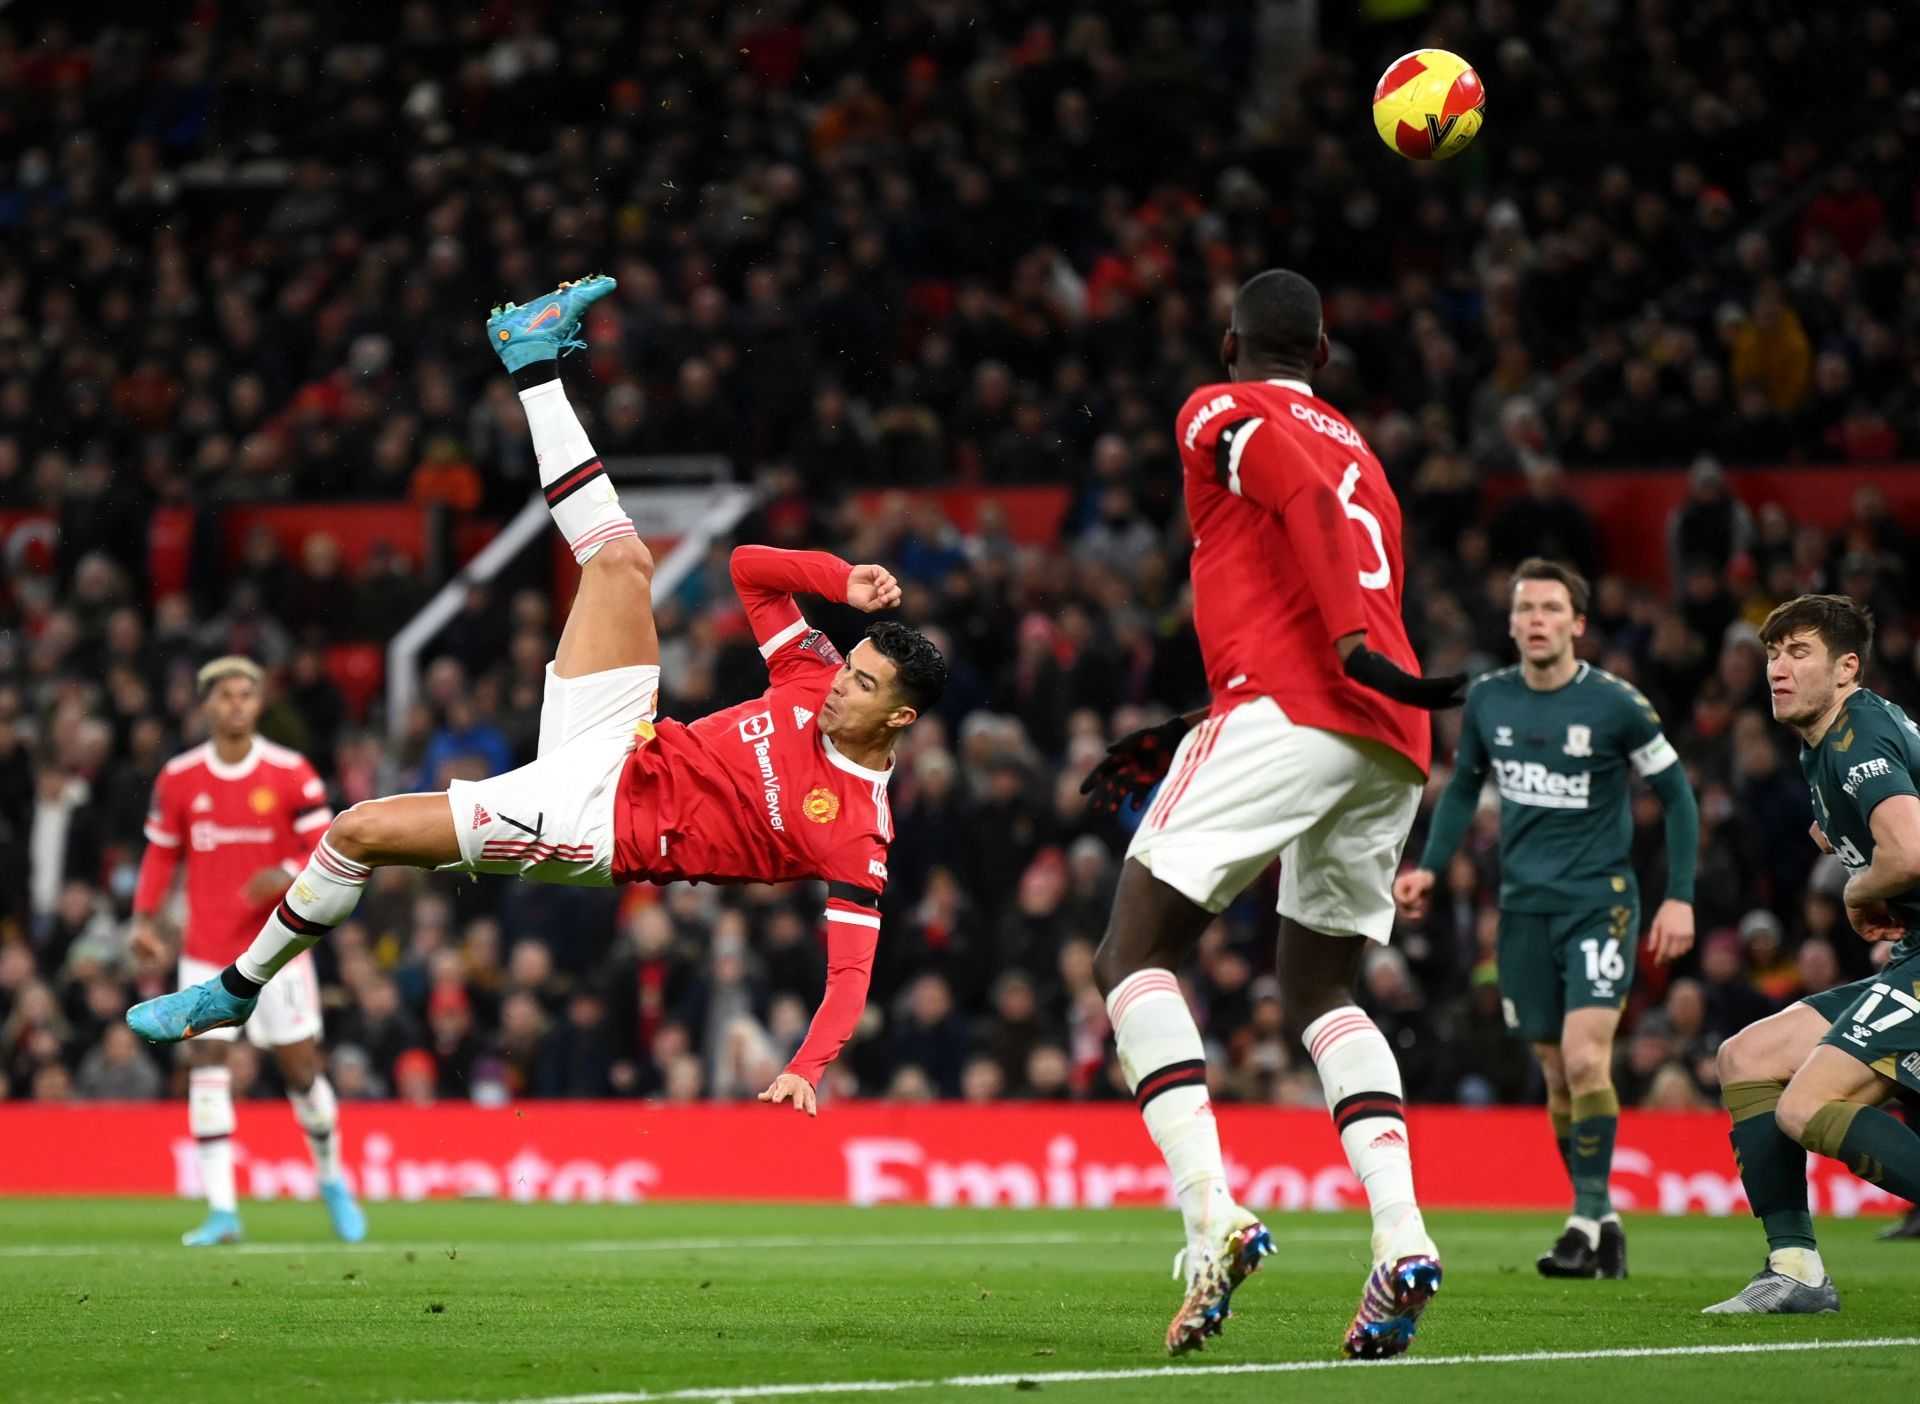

{"left": 130, "top": 276, "right": 947, "bottom": 1128}
{"left": 1078, "top": 270, "right": 1466, "bottom": 1361}
{"left": 131, "top": 656, "right": 366, "bottom": 1246}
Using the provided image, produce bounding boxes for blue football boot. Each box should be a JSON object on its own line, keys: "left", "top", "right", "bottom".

{"left": 1343, "top": 1252, "right": 1443, "bottom": 1359}
{"left": 182, "top": 1209, "right": 243, "bottom": 1247}
{"left": 486, "top": 274, "right": 617, "bottom": 371}
{"left": 127, "top": 976, "right": 256, "bottom": 1044}
{"left": 320, "top": 1178, "right": 367, "bottom": 1244}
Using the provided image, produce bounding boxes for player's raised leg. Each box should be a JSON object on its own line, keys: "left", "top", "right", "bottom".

{"left": 128, "top": 796, "right": 460, "bottom": 1043}
{"left": 273, "top": 1036, "right": 365, "bottom": 1243}
{"left": 1704, "top": 1002, "right": 1838, "bottom": 1313}
{"left": 1095, "top": 864, "right": 1273, "bottom": 1355}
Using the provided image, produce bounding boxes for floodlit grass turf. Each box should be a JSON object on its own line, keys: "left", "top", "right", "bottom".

{"left": 2, "top": 1201, "right": 1916, "bottom": 1403}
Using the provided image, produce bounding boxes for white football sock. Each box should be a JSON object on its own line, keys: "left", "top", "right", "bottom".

{"left": 1567, "top": 1214, "right": 1601, "bottom": 1249}
{"left": 1769, "top": 1246, "right": 1827, "bottom": 1287}
{"left": 1107, "top": 969, "right": 1237, "bottom": 1256}
{"left": 189, "top": 1065, "right": 238, "bottom": 1214}
{"left": 235, "top": 840, "right": 369, "bottom": 986}
{"left": 1303, "top": 1006, "right": 1432, "bottom": 1263}
{"left": 290, "top": 1074, "right": 343, "bottom": 1183}
{"left": 519, "top": 379, "right": 637, "bottom": 564}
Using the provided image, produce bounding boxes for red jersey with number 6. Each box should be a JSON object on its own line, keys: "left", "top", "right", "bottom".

{"left": 1175, "top": 376, "right": 1429, "bottom": 774}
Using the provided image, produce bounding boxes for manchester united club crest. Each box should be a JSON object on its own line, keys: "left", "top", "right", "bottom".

{"left": 250, "top": 786, "right": 277, "bottom": 814}
{"left": 802, "top": 787, "right": 840, "bottom": 824}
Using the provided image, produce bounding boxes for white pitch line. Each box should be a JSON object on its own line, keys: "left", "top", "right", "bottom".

{"left": 0, "top": 1229, "right": 1361, "bottom": 1260}
{"left": 404, "top": 1336, "right": 1920, "bottom": 1404}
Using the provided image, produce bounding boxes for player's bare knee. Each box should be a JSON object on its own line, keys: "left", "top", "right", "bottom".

{"left": 1716, "top": 1031, "right": 1753, "bottom": 1085}
{"left": 326, "top": 803, "right": 385, "bottom": 864}
{"left": 590, "top": 534, "right": 654, "bottom": 584}
{"left": 1774, "top": 1087, "right": 1817, "bottom": 1144}
{"left": 1563, "top": 1047, "right": 1612, "bottom": 1095}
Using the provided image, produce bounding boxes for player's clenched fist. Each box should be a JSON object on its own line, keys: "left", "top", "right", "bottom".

{"left": 845, "top": 564, "right": 900, "bottom": 614}
{"left": 758, "top": 1071, "right": 818, "bottom": 1117}
{"left": 1392, "top": 868, "right": 1436, "bottom": 920}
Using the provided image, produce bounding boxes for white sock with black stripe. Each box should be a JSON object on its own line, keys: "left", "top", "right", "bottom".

{"left": 189, "top": 1065, "right": 238, "bottom": 1214}
{"left": 232, "top": 839, "right": 370, "bottom": 987}
{"left": 290, "top": 1074, "right": 343, "bottom": 1183}
{"left": 1107, "top": 969, "right": 1237, "bottom": 1258}
{"left": 516, "top": 370, "right": 637, "bottom": 564}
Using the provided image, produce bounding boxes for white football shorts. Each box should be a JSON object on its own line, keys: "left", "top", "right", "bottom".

{"left": 1125, "top": 695, "right": 1422, "bottom": 940}
{"left": 443, "top": 662, "right": 658, "bottom": 888}
{"left": 180, "top": 950, "right": 322, "bottom": 1048}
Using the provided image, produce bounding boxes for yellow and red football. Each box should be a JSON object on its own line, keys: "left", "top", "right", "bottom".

{"left": 1372, "top": 49, "right": 1485, "bottom": 161}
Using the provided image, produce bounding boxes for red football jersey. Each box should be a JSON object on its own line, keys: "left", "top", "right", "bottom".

{"left": 135, "top": 738, "right": 333, "bottom": 964}
{"left": 1176, "top": 376, "right": 1431, "bottom": 774}
{"left": 611, "top": 546, "right": 892, "bottom": 1083}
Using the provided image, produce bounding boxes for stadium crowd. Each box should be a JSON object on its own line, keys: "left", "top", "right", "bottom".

{"left": 2, "top": 4, "right": 1919, "bottom": 1113}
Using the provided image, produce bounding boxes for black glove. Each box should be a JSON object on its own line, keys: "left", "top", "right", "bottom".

{"left": 1079, "top": 716, "right": 1193, "bottom": 813}
{"left": 1343, "top": 644, "right": 1468, "bottom": 711}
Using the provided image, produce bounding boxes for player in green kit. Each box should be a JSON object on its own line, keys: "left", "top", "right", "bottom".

{"left": 1705, "top": 594, "right": 1920, "bottom": 1314}
{"left": 1395, "top": 559, "right": 1699, "bottom": 1279}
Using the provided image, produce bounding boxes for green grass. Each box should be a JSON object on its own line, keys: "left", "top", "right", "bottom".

{"left": 2, "top": 1201, "right": 1916, "bottom": 1403}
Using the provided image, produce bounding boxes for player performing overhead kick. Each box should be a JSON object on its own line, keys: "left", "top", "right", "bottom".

{"left": 1703, "top": 594, "right": 1920, "bottom": 1314}
{"left": 129, "top": 277, "right": 946, "bottom": 1115}
{"left": 1078, "top": 270, "right": 1465, "bottom": 1360}
{"left": 1396, "top": 558, "right": 1698, "bottom": 1282}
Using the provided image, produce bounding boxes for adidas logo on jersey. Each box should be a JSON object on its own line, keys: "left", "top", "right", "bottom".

{"left": 192, "top": 793, "right": 214, "bottom": 812}
{"left": 472, "top": 804, "right": 493, "bottom": 829}
{"left": 793, "top": 706, "right": 814, "bottom": 729}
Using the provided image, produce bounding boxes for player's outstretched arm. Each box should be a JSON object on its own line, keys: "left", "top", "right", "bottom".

{"left": 762, "top": 901, "right": 881, "bottom": 1115}
{"left": 729, "top": 545, "right": 897, "bottom": 661}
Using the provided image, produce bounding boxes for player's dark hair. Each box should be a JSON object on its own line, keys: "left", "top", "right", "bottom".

{"left": 1512, "top": 558, "right": 1590, "bottom": 615}
{"left": 866, "top": 621, "right": 946, "bottom": 716}
{"left": 1231, "top": 269, "right": 1322, "bottom": 371}
{"left": 1758, "top": 594, "right": 1873, "bottom": 664}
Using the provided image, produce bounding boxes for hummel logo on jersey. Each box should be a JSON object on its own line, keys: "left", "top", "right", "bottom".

{"left": 192, "top": 793, "right": 214, "bottom": 812}
{"left": 793, "top": 706, "right": 815, "bottom": 729}
{"left": 472, "top": 804, "right": 492, "bottom": 830}
{"left": 1494, "top": 726, "right": 1514, "bottom": 747}
{"left": 1564, "top": 725, "right": 1592, "bottom": 757}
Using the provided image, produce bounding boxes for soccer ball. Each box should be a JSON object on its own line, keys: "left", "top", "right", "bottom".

{"left": 1372, "top": 49, "right": 1485, "bottom": 161}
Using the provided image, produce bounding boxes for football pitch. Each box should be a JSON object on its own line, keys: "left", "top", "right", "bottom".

{"left": 4, "top": 1201, "right": 1916, "bottom": 1403}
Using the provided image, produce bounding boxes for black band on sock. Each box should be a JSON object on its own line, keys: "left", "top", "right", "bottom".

{"left": 1332, "top": 1090, "right": 1406, "bottom": 1132}
{"left": 511, "top": 360, "right": 561, "bottom": 392}
{"left": 544, "top": 457, "right": 606, "bottom": 506}
{"left": 221, "top": 965, "right": 264, "bottom": 999}
{"left": 193, "top": 1133, "right": 231, "bottom": 1145}
{"left": 272, "top": 901, "right": 331, "bottom": 939}
{"left": 1134, "top": 1059, "right": 1208, "bottom": 1111}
